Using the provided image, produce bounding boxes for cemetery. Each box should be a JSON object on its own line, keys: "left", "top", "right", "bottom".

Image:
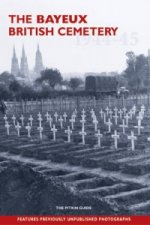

{"left": 1, "top": 98, "right": 150, "bottom": 215}
{"left": 1, "top": 2, "right": 150, "bottom": 217}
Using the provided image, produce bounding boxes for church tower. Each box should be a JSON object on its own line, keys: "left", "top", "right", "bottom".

{"left": 20, "top": 45, "right": 29, "bottom": 78}
{"left": 34, "top": 44, "right": 44, "bottom": 76}
{"left": 11, "top": 46, "right": 19, "bottom": 76}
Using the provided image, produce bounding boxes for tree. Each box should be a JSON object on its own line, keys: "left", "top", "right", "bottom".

{"left": 0, "top": 72, "right": 15, "bottom": 87}
{"left": 0, "top": 84, "right": 11, "bottom": 100}
{"left": 123, "top": 51, "right": 148, "bottom": 93}
{"left": 69, "top": 78, "right": 83, "bottom": 91}
{"left": 9, "top": 80, "right": 22, "bottom": 93}
{"left": 116, "top": 74, "right": 128, "bottom": 87}
{"left": 36, "top": 68, "right": 62, "bottom": 89}
{"left": 19, "top": 86, "right": 36, "bottom": 100}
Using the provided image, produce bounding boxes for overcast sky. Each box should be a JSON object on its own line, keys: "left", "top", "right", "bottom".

{"left": 0, "top": 0, "right": 150, "bottom": 76}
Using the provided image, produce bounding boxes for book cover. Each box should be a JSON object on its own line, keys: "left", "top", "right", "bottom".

{"left": 0, "top": 0, "right": 150, "bottom": 225}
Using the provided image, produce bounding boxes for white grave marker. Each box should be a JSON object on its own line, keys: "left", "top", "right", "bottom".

{"left": 45, "top": 112, "right": 50, "bottom": 122}
{"left": 54, "top": 112, "right": 58, "bottom": 122}
{"left": 141, "top": 104, "right": 145, "bottom": 113}
{"left": 118, "top": 109, "right": 123, "bottom": 119}
{"left": 38, "top": 115, "right": 43, "bottom": 127}
{"left": 111, "top": 130, "right": 120, "bottom": 149}
{"left": 147, "top": 136, "right": 150, "bottom": 142}
{"left": 29, "top": 115, "right": 33, "bottom": 127}
{"left": 132, "top": 105, "right": 136, "bottom": 116}
{"left": 72, "top": 113, "right": 77, "bottom": 122}
{"left": 81, "top": 113, "right": 86, "bottom": 121}
{"left": 106, "top": 118, "right": 112, "bottom": 132}
{"left": 58, "top": 116, "right": 63, "bottom": 129}
{"left": 136, "top": 113, "right": 143, "bottom": 126}
{"left": 79, "top": 129, "right": 87, "bottom": 145}
{"left": 105, "top": 107, "right": 109, "bottom": 116}
{"left": 37, "top": 112, "right": 41, "bottom": 119}
{"left": 5, "top": 122, "right": 10, "bottom": 135}
{"left": 124, "top": 113, "right": 130, "bottom": 126}
{"left": 119, "top": 119, "right": 127, "bottom": 134}
{"left": 109, "top": 109, "right": 113, "bottom": 119}
{"left": 93, "top": 117, "right": 98, "bottom": 131}
{"left": 15, "top": 122, "right": 21, "bottom": 137}
{"left": 65, "top": 126, "right": 72, "bottom": 143}
{"left": 128, "top": 110, "right": 133, "bottom": 120}
{"left": 95, "top": 129, "right": 103, "bottom": 147}
{"left": 114, "top": 107, "right": 118, "bottom": 115}
{"left": 128, "top": 131, "right": 137, "bottom": 151}
{"left": 12, "top": 115, "right": 16, "bottom": 126}
{"left": 80, "top": 118, "right": 86, "bottom": 131}
{"left": 63, "top": 112, "right": 67, "bottom": 122}
{"left": 74, "top": 108, "right": 77, "bottom": 115}
{"left": 103, "top": 113, "right": 106, "bottom": 124}
{"left": 25, "top": 123, "right": 31, "bottom": 138}
{"left": 37, "top": 126, "right": 43, "bottom": 139}
{"left": 134, "top": 122, "right": 144, "bottom": 135}
{"left": 4, "top": 115, "right": 8, "bottom": 123}
{"left": 51, "top": 124, "right": 57, "bottom": 141}
{"left": 122, "top": 107, "right": 127, "bottom": 115}
{"left": 48, "top": 115, "right": 53, "bottom": 128}
{"left": 20, "top": 115, "right": 24, "bottom": 126}
{"left": 90, "top": 109, "right": 94, "bottom": 115}
{"left": 113, "top": 113, "right": 119, "bottom": 125}
{"left": 70, "top": 117, "right": 75, "bottom": 130}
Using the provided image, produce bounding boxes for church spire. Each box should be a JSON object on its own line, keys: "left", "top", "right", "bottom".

{"left": 13, "top": 45, "right": 17, "bottom": 58}
{"left": 11, "top": 45, "right": 19, "bottom": 76}
{"left": 20, "top": 45, "right": 29, "bottom": 78}
{"left": 22, "top": 45, "right": 26, "bottom": 58}
{"left": 37, "top": 43, "right": 39, "bottom": 51}
{"left": 34, "top": 44, "right": 44, "bottom": 76}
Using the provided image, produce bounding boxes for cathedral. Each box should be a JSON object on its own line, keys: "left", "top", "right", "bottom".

{"left": 11, "top": 44, "right": 44, "bottom": 83}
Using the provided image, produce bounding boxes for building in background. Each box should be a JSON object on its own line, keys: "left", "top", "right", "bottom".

{"left": 34, "top": 44, "right": 44, "bottom": 77}
{"left": 11, "top": 46, "right": 20, "bottom": 77}
{"left": 11, "top": 45, "right": 44, "bottom": 84}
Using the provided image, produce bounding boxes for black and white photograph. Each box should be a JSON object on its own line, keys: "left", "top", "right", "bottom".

{"left": 0, "top": 0, "right": 150, "bottom": 220}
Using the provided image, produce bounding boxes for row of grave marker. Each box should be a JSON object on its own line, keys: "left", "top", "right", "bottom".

{"left": 2, "top": 104, "right": 148, "bottom": 150}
